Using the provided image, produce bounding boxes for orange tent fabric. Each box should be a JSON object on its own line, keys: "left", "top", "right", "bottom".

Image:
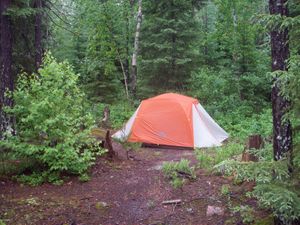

{"left": 113, "top": 93, "right": 229, "bottom": 148}
{"left": 128, "top": 93, "right": 197, "bottom": 147}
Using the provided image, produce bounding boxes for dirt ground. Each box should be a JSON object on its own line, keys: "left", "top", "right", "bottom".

{"left": 0, "top": 143, "right": 262, "bottom": 225}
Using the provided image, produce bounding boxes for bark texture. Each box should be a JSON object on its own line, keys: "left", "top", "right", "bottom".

{"left": 269, "top": 0, "right": 292, "bottom": 162}
{"left": 0, "top": 0, "right": 14, "bottom": 139}
{"left": 34, "top": 0, "right": 43, "bottom": 70}
{"left": 130, "top": 0, "right": 142, "bottom": 96}
{"left": 269, "top": 1, "right": 293, "bottom": 224}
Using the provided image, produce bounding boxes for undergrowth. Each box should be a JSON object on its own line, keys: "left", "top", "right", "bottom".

{"left": 195, "top": 142, "right": 244, "bottom": 169}
{"left": 162, "top": 159, "right": 196, "bottom": 189}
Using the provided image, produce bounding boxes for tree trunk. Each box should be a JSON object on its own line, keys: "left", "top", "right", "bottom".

{"left": 130, "top": 0, "right": 142, "bottom": 97}
{"left": 269, "top": 0, "right": 293, "bottom": 224}
{"left": 269, "top": 0, "right": 292, "bottom": 162}
{"left": 0, "top": 0, "right": 14, "bottom": 140}
{"left": 34, "top": 0, "right": 43, "bottom": 70}
{"left": 242, "top": 135, "right": 263, "bottom": 162}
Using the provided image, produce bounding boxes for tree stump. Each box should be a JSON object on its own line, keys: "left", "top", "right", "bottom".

{"left": 101, "top": 106, "right": 111, "bottom": 128}
{"left": 242, "top": 135, "right": 263, "bottom": 162}
{"left": 104, "top": 130, "right": 115, "bottom": 159}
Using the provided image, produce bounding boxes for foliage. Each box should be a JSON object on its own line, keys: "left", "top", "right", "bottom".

{"left": 15, "top": 171, "right": 63, "bottom": 186}
{"left": 215, "top": 159, "right": 290, "bottom": 183}
{"left": 78, "top": 173, "right": 90, "bottom": 182}
{"left": 139, "top": 0, "right": 200, "bottom": 95}
{"left": 279, "top": 55, "right": 300, "bottom": 147}
{"left": 195, "top": 149, "right": 214, "bottom": 169}
{"left": 231, "top": 205, "right": 255, "bottom": 224}
{"left": 250, "top": 184, "right": 300, "bottom": 224}
{"left": 214, "top": 158, "right": 300, "bottom": 223}
{"left": 195, "top": 142, "right": 244, "bottom": 169}
{"left": 51, "top": 0, "right": 135, "bottom": 103}
{"left": 220, "top": 184, "right": 230, "bottom": 196}
{"left": 96, "top": 102, "right": 135, "bottom": 129}
{"left": 162, "top": 159, "right": 196, "bottom": 189}
{"left": 0, "top": 54, "right": 106, "bottom": 182}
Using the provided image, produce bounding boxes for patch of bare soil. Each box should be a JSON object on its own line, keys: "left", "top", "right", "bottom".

{"left": 0, "top": 143, "right": 261, "bottom": 225}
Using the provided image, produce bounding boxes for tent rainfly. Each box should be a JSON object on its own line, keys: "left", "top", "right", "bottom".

{"left": 112, "top": 93, "right": 229, "bottom": 148}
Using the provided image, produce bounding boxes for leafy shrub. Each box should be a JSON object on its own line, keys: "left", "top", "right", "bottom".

{"left": 231, "top": 205, "right": 254, "bottom": 224}
{"left": 195, "top": 142, "right": 244, "bottom": 169}
{"left": 0, "top": 54, "right": 106, "bottom": 182}
{"left": 214, "top": 159, "right": 300, "bottom": 223}
{"left": 79, "top": 173, "right": 91, "bottom": 182}
{"left": 221, "top": 184, "right": 230, "bottom": 196}
{"left": 162, "top": 159, "right": 196, "bottom": 188}
{"left": 214, "top": 142, "right": 244, "bottom": 163}
{"left": 214, "top": 160, "right": 290, "bottom": 183}
{"left": 250, "top": 184, "right": 300, "bottom": 224}
{"left": 217, "top": 108, "right": 273, "bottom": 140}
{"left": 195, "top": 149, "right": 214, "bottom": 169}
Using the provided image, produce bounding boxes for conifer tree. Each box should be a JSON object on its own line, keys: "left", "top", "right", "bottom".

{"left": 140, "top": 0, "right": 200, "bottom": 93}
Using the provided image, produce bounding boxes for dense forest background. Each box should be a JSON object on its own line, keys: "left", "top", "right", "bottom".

{"left": 1, "top": 0, "right": 300, "bottom": 224}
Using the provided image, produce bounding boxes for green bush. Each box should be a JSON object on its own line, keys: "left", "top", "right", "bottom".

{"left": 231, "top": 205, "right": 254, "bottom": 224}
{"left": 195, "top": 142, "right": 244, "bottom": 169}
{"left": 195, "top": 149, "right": 214, "bottom": 169}
{"left": 0, "top": 54, "right": 106, "bottom": 182}
{"left": 214, "top": 159, "right": 299, "bottom": 223}
{"left": 162, "top": 159, "right": 196, "bottom": 189}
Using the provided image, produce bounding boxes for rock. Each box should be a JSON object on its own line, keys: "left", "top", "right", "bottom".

{"left": 206, "top": 205, "right": 224, "bottom": 216}
{"left": 186, "top": 208, "right": 194, "bottom": 214}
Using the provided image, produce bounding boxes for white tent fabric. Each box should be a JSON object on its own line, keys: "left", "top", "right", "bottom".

{"left": 112, "top": 106, "right": 140, "bottom": 141}
{"left": 192, "top": 103, "right": 228, "bottom": 148}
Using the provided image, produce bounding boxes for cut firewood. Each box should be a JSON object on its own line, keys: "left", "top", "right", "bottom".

{"left": 162, "top": 199, "right": 182, "bottom": 205}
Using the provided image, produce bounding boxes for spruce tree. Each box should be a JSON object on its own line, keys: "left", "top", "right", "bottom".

{"left": 140, "top": 0, "right": 200, "bottom": 93}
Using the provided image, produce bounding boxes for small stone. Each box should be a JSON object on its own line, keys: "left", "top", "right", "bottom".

{"left": 186, "top": 208, "right": 194, "bottom": 214}
{"left": 206, "top": 205, "right": 224, "bottom": 216}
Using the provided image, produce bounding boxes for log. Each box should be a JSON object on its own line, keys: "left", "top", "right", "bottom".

{"left": 242, "top": 135, "right": 263, "bottom": 162}
{"left": 162, "top": 199, "right": 182, "bottom": 205}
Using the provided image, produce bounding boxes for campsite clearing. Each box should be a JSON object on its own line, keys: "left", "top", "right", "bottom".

{"left": 0, "top": 143, "right": 265, "bottom": 225}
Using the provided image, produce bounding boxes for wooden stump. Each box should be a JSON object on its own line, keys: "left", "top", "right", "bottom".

{"left": 104, "top": 130, "right": 115, "bottom": 159}
{"left": 101, "top": 106, "right": 111, "bottom": 129}
{"left": 242, "top": 135, "right": 263, "bottom": 162}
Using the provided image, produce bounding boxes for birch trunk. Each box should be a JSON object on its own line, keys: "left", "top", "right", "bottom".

{"left": 130, "top": 0, "right": 142, "bottom": 96}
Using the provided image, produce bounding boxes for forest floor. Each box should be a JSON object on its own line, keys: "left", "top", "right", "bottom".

{"left": 0, "top": 143, "right": 266, "bottom": 225}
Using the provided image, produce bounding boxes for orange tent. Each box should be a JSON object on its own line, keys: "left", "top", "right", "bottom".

{"left": 113, "top": 93, "right": 228, "bottom": 148}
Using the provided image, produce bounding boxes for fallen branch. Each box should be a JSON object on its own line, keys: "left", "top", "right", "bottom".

{"left": 176, "top": 170, "right": 194, "bottom": 180}
{"left": 162, "top": 199, "right": 182, "bottom": 205}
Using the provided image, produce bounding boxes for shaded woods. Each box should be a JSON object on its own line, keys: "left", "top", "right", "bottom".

{"left": 1, "top": 0, "right": 300, "bottom": 224}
